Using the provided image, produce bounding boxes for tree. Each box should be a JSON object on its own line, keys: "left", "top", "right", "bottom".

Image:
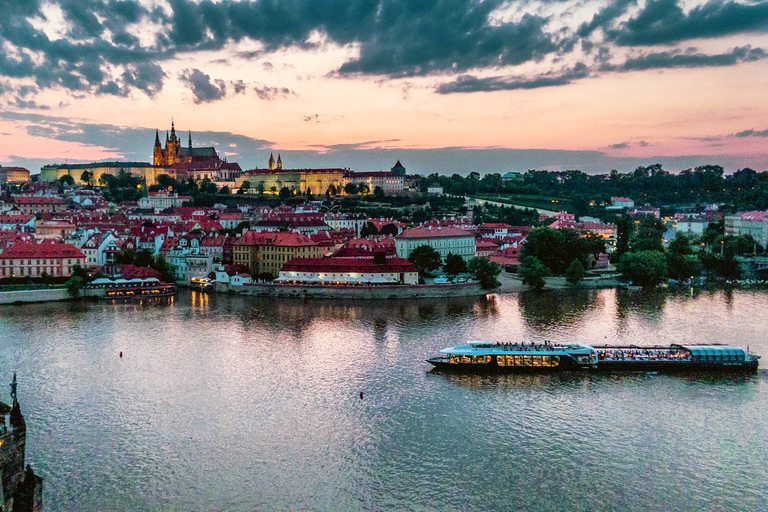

{"left": 630, "top": 215, "right": 664, "bottom": 253}
{"left": 443, "top": 253, "right": 467, "bottom": 276}
{"left": 373, "top": 186, "right": 385, "bottom": 199}
{"left": 220, "top": 186, "right": 231, "bottom": 195}
{"left": 565, "top": 259, "right": 585, "bottom": 285}
{"left": 618, "top": 250, "right": 668, "bottom": 287}
{"left": 59, "top": 174, "right": 75, "bottom": 187}
{"left": 518, "top": 256, "right": 549, "bottom": 289}
{"left": 408, "top": 245, "right": 442, "bottom": 275}
{"left": 520, "top": 227, "right": 584, "bottom": 275}
{"left": 279, "top": 187, "right": 292, "bottom": 200}
{"left": 65, "top": 276, "right": 85, "bottom": 296}
{"left": 344, "top": 183, "right": 359, "bottom": 195}
{"left": 668, "top": 232, "right": 692, "bottom": 256}
{"left": 239, "top": 181, "right": 251, "bottom": 194}
{"left": 467, "top": 258, "right": 501, "bottom": 289}
{"left": 134, "top": 249, "right": 154, "bottom": 268}
{"left": 152, "top": 254, "right": 176, "bottom": 283}
{"left": 326, "top": 184, "right": 337, "bottom": 197}
{"left": 99, "top": 174, "right": 116, "bottom": 188}
{"left": 71, "top": 264, "right": 88, "bottom": 280}
{"left": 80, "top": 171, "right": 93, "bottom": 187}
{"left": 256, "top": 182, "right": 265, "bottom": 197}
{"left": 380, "top": 223, "right": 399, "bottom": 236}
{"left": 359, "top": 184, "right": 370, "bottom": 195}
{"left": 360, "top": 222, "right": 379, "bottom": 238}
{"left": 156, "top": 174, "right": 175, "bottom": 190}
{"left": 666, "top": 252, "right": 702, "bottom": 281}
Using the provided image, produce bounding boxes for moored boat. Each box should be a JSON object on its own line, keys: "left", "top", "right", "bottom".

{"left": 427, "top": 341, "right": 760, "bottom": 374}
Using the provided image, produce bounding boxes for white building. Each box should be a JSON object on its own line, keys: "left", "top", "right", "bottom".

{"left": 138, "top": 191, "right": 192, "bottom": 211}
{"left": 395, "top": 226, "right": 476, "bottom": 260}
{"left": 725, "top": 211, "right": 768, "bottom": 247}
{"left": 278, "top": 257, "right": 419, "bottom": 285}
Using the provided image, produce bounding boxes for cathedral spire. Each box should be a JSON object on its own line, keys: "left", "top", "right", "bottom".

{"left": 170, "top": 118, "right": 177, "bottom": 142}
{"left": 276, "top": 153, "right": 282, "bottom": 170}
{"left": 268, "top": 152, "right": 275, "bottom": 170}
{"left": 154, "top": 129, "right": 160, "bottom": 146}
{"left": 188, "top": 131, "right": 192, "bottom": 149}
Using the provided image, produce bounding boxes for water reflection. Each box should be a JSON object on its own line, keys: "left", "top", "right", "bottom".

{"left": 518, "top": 288, "right": 600, "bottom": 328}
{"left": 615, "top": 287, "right": 667, "bottom": 320}
{"left": 429, "top": 368, "right": 762, "bottom": 391}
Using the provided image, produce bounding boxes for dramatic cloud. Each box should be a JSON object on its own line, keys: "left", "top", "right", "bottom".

{"left": 1, "top": 0, "right": 767, "bottom": 101}
{"left": 180, "top": 68, "right": 227, "bottom": 103}
{"left": 436, "top": 63, "right": 589, "bottom": 94}
{"left": 615, "top": 46, "right": 767, "bottom": 71}
{"left": 609, "top": 0, "right": 768, "bottom": 46}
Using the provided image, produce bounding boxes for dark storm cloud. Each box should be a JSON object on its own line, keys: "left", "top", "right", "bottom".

{"left": 735, "top": 128, "right": 768, "bottom": 137}
{"left": 578, "top": 0, "right": 637, "bottom": 38}
{"left": 179, "top": 68, "right": 227, "bottom": 103}
{"left": 613, "top": 45, "right": 767, "bottom": 70}
{"left": 1, "top": 0, "right": 767, "bottom": 100}
{"left": 436, "top": 63, "right": 589, "bottom": 93}
{"left": 609, "top": 142, "right": 630, "bottom": 149}
{"left": 609, "top": 0, "right": 768, "bottom": 46}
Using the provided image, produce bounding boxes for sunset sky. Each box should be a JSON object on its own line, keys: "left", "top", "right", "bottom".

{"left": 0, "top": 0, "right": 767, "bottom": 175}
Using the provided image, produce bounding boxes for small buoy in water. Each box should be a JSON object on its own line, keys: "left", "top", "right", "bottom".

{"left": 359, "top": 391, "right": 364, "bottom": 400}
{"left": 119, "top": 351, "right": 123, "bottom": 358}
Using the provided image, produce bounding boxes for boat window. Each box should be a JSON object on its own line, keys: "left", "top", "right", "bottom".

{"left": 523, "top": 355, "right": 532, "bottom": 367}
{"left": 514, "top": 356, "right": 522, "bottom": 366}
{"left": 450, "top": 356, "right": 459, "bottom": 364}
{"left": 496, "top": 355, "right": 505, "bottom": 366}
{"left": 532, "top": 355, "right": 542, "bottom": 367}
{"left": 461, "top": 355, "right": 471, "bottom": 364}
{"left": 506, "top": 355, "right": 515, "bottom": 366}
{"left": 482, "top": 355, "right": 491, "bottom": 364}
{"left": 552, "top": 356, "right": 560, "bottom": 367}
{"left": 542, "top": 355, "right": 551, "bottom": 367}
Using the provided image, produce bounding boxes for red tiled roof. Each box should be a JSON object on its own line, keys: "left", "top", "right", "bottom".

{"left": 13, "top": 196, "right": 66, "bottom": 205}
{"left": 397, "top": 226, "right": 473, "bottom": 239}
{"left": 1, "top": 240, "right": 85, "bottom": 259}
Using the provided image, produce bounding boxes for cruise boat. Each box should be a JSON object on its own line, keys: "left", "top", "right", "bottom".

{"left": 427, "top": 341, "right": 759, "bottom": 374}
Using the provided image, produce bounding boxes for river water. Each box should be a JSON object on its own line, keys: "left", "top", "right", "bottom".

{"left": 1, "top": 287, "right": 768, "bottom": 510}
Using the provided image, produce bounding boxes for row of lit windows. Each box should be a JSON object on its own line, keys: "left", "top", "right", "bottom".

{"left": 497, "top": 355, "right": 560, "bottom": 367}
{"left": 447, "top": 354, "right": 562, "bottom": 367}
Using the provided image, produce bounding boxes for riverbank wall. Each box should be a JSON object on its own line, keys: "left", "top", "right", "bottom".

{"left": 0, "top": 288, "right": 103, "bottom": 305}
{"left": 216, "top": 282, "right": 490, "bottom": 299}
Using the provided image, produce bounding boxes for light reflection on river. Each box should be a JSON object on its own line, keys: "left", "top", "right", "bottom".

{"left": 1, "top": 287, "right": 768, "bottom": 510}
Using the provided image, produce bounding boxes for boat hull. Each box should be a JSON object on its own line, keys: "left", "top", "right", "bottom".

{"left": 427, "top": 359, "right": 759, "bottom": 374}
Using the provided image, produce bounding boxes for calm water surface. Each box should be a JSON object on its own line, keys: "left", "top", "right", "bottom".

{"left": 1, "top": 287, "right": 768, "bottom": 510}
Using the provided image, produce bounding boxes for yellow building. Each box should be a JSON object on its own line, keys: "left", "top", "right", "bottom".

{"left": 233, "top": 231, "right": 323, "bottom": 278}
{"left": 39, "top": 162, "right": 166, "bottom": 186}
{"left": 235, "top": 168, "right": 344, "bottom": 196}
{"left": 0, "top": 167, "right": 30, "bottom": 183}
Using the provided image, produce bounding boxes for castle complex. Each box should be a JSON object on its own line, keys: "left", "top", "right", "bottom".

{"left": 0, "top": 374, "right": 43, "bottom": 512}
{"left": 38, "top": 120, "right": 405, "bottom": 194}
{"left": 153, "top": 120, "right": 218, "bottom": 167}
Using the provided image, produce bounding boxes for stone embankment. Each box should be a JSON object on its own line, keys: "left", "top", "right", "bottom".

{"left": 0, "top": 287, "right": 102, "bottom": 305}
{"left": 216, "top": 281, "right": 490, "bottom": 299}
